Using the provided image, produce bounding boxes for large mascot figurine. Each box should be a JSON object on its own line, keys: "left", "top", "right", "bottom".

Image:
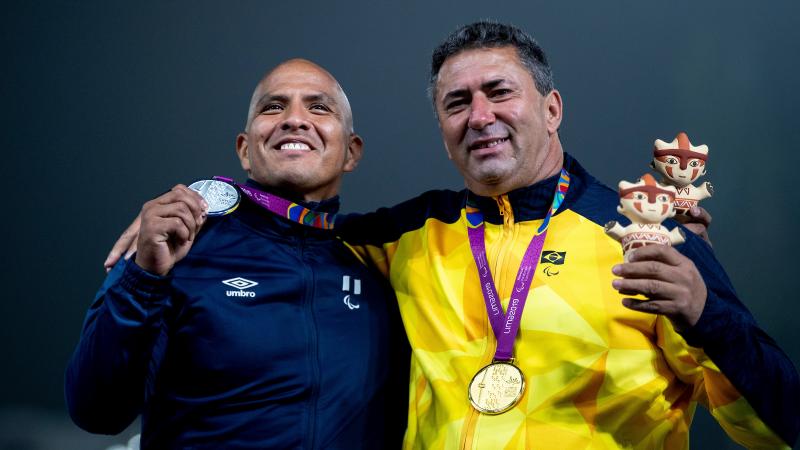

{"left": 605, "top": 174, "right": 685, "bottom": 261}
{"left": 651, "top": 132, "right": 713, "bottom": 215}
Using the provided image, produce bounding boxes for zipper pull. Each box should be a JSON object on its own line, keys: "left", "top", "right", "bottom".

{"left": 496, "top": 197, "right": 505, "bottom": 216}
{"left": 496, "top": 195, "right": 514, "bottom": 228}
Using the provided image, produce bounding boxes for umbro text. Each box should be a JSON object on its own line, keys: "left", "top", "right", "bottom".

{"left": 227, "top": 290, "right": 256, "bottom": 298}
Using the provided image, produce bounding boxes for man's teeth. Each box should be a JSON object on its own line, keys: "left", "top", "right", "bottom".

{"left": 280, "top": 142, "right": 310, "bottom": 150}
{"left": 474, "top": 138, "right": 508, "bottom": 149}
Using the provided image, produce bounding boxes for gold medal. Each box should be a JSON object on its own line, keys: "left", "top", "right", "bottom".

{"left": 468, "top": 361, "right": 525, "bottom": 414}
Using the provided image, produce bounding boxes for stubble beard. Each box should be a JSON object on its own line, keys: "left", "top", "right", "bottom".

{"left": 465, "top": 153, "right": 519, "bottom": 192}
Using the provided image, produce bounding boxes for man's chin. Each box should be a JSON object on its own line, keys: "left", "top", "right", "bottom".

{"left": 468, "top": 162, "right": 512, "bottom": 185}
{"left": 463, "top": 170, "right": 513, "bottom": 195}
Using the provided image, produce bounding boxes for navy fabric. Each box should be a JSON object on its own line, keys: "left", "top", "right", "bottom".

{"left": 66, "top": 184, "right": 408, "bottom": 449}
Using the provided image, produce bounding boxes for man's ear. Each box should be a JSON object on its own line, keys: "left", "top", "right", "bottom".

{"left": 236, "top": 133, "right": 251, "bottom": 173}
{"left": 343, "top": 133, "right": 364, "bottom": 172}
{"left": 545, "top": 89, "right": 563, "bottom": 134}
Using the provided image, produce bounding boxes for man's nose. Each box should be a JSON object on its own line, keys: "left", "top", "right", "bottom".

{"left": 280, "top": 105, "right": 311, "bottom": 131}
{"left": 467, "top": 95, "right": 495, "bottom": 130}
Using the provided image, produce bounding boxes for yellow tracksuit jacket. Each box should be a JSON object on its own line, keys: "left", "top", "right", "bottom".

{"left": 338, "top": 154, "right": 797, "bottom": 449}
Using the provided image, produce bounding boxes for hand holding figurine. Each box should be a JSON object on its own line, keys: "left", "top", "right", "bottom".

{"left": 604, "top": 173, "right": 705, "bottom": 330}
{"left": 674, "top": 205, "right": 712, "bottom": 245}
{"left": 611, "top": 245, "right": 707, "bottom": 332}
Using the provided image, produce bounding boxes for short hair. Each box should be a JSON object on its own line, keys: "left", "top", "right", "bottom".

{"left": 429, "top": 21, "right": 554, "bottom": 109}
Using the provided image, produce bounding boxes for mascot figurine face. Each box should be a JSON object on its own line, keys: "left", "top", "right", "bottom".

{"left": 651, "top": 132, "right": 708, "bottom": 188}
{"left": 618, "top": 174, "right": 678, "bottom": 225}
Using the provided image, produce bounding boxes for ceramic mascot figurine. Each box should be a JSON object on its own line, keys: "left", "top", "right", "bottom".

{"left": 605, "top": 174, "right": 686, "bottom": 261}
{"left": 651, "top": 132, "right": 713, "bottom": 215}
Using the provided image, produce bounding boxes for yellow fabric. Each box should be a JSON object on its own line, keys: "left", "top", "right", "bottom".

{"left": 353, "top": 200, "right": 787, "bottom": 449}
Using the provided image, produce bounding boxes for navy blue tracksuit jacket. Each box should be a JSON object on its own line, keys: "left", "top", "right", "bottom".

{"left": 66, "top": 183, "right": 408, "bottom": 449}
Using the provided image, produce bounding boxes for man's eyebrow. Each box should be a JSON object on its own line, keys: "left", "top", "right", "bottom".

{"left": 303, "top": 93, "right": 338, "bottom": 106}
{"left": 481, "top": 78, "right": 506, "bottom": 90}
{"left": 254, "top": 94, "right": 289, "bottom": 109}
{"left": 254, "top": 92, "right": 339, "bottom": 108}
{"left": 441, "top": 79, "right": 508, "bottom": 104}
{"left": 441, "top": 88, "right": 469, "bottom": 104}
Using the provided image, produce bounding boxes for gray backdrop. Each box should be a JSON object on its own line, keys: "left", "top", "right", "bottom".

{"left": 3, "top": 1, "right": 799, "bottom": 449}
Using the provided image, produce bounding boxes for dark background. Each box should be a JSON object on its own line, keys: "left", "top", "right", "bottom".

{"left": 3, "top": 1, "right": 799, "bottom": 448}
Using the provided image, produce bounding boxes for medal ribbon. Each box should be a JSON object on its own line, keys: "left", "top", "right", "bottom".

{"left": 214, "top": 176, "right": 338, "bottom": 230}
{"left": 466, "top": 169, "right": 570, "bottom": 361}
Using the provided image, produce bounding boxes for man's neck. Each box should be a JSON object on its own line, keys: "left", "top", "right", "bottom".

{"left": 245, "top": 179, "right": 339, "bottom": 206}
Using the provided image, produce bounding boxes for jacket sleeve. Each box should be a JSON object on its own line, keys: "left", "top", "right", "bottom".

{"left": 64, "top": 258, "right": 171, "bottom": 434}
{"left": 336, "top": 210, "right": 402, "bottom": 277}
{"left": 336, "top": 190, "right": 464, "bottom": 276}
{"left": 659, "top": 233, "right": 799, "bottom": 449}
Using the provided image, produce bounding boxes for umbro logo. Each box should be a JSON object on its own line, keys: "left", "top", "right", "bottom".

{"left": 223, "top": 277, "right": 258, "bottom": 298}
{"left": 223, "top": 277, "right": 258, "bottom": 289}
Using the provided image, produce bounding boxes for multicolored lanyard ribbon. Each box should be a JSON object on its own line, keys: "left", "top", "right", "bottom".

{"left": 466, "top": 169, "right": 570, "bottom": 361}
{"left": 198, "top": 176, "right": 339, "bottom": 230}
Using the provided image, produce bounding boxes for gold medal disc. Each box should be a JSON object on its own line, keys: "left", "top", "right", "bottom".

{"left": 468, "top": 361, "right": 525, "bottom": 414}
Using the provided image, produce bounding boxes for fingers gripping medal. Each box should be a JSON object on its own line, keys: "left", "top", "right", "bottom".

{"left": 189, "top": 178, "right": 240, "bottom": 216}
{"left": 466, "top": 169, "right": 570, "bottom": 415}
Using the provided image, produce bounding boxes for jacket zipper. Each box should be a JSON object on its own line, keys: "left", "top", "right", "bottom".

{"left": 460, "top": 195, "right": 516, "bottom": 450}
{"left": 300, "top": 234, "right": 321, "bottom": 449}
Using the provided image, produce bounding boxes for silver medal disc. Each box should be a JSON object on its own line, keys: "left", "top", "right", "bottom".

{"left": 468, "top": 361, "right": 526, "bottom": 415}
{"left": 189, "top": 179, "right": 241, "bottom": 216}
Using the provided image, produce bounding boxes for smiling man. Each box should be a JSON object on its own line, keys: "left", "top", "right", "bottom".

{"left": 331, "top": 22, "right": 799, "bottom": 449}
{"left": 66, "top": 59, "right": 407, "bottom": 449}
{"left": 436, "top": 45, "right": 562, "bottom": 197}
{"left": 237, "top": 60, "right": 361, "bottom": 201}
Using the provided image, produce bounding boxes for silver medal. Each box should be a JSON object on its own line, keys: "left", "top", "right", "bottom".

{"left": 189, "top": 179, "right": 241, "bottom": 216}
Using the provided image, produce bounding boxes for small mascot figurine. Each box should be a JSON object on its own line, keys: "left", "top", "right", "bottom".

{"left": 651, "top": 132, "right": 713, "bottom": 215}
{"left": 605, "top": 174, "right": 686, "bottom": 261}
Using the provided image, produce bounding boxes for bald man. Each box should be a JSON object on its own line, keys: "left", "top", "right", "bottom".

{"left": 65, "top": 60, "right": 408, "bottom": 449}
